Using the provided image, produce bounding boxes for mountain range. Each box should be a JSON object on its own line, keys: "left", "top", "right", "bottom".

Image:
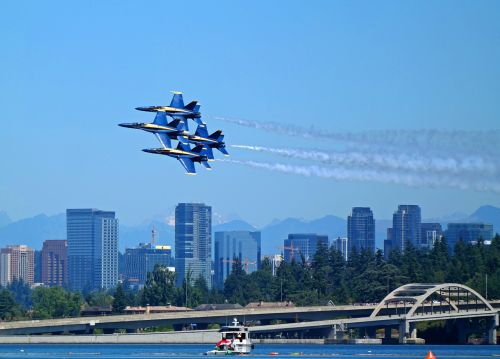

{"left": 0, "top": 206, "right": 498, "bottom": 255}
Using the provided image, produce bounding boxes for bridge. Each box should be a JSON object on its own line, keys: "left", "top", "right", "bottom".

{"left": 248, "top": 283, "right": 498, "bottom": 344}
{"left": 0, "top": 283, "right": 498, "bottom": 344}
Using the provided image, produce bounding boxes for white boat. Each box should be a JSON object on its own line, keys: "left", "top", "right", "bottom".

{"left": 205, "top": 318, "right": 253, "bottom": 355}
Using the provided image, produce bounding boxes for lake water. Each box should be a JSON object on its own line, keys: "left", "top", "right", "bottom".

{"left": 0, "top": 344, "right": 498, "bottom": 359}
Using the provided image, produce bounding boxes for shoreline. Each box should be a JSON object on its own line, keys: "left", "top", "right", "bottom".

{"left": 0, "top": 332, "right": 383, "bottom": 345}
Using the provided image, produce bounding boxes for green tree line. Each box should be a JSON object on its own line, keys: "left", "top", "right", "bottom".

{"left": 1, "top": 235, "right": 498, "bottom": 321}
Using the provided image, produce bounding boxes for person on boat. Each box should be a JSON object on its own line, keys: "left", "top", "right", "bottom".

{"left": 215, "top": 339, "right": 230, "bottom": 351}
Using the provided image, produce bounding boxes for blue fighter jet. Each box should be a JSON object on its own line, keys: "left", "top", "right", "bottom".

{"left": 142, "top": 143, "right": 212, "bottom": 175}
{"left": 118, "top": 111, "right": 188, "bottom": 148}
{"left": 185, "top": 124, "right": 229, "bottom": 161}
{"left": 135, "top": 91, "right": 202, "bottom": 130}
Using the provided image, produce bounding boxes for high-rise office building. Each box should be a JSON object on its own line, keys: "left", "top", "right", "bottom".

{"left": 214, "top": 231, "right": 261, "bottom": 289}
{"left": 0, "top": 245, "right": 34, "bottom": 286}
{"left": 283, "top": 233, "right": 328, "bottom": 263}
{"left": 175, "top": 203, "right": 212, "bottom": 288}
{"left": 383, "top": 239, "right": 393, "bottom": 260}
{"left": 420, "top": 223, "right": 443, "bottom": 250}
{"left": 67, "top": 209, "right": 118, "bottom": 291}
{"left": 333, "top": 237, "right": 349, "bottom": 261}
{"left": 347, "top": 207, "right": 375, "bottom": 254}
{"left": 34, "top": 250, "right": 42, "bottom": 284}
{"left": 124, "top": 243, "right": 173, "bottom": 286}
{"left": 0, "top": 251, "right": 11, "bottom": 287}
{"left": 445, "top": 223, "right": 494, "bottom": 252}
{"left": 41, "top": 240, "right": 68, "bottom": 287}
{"left": 384, "top": 228, "right": 393, "bottom": 260}
{"left": 391, "top": 205, "right": 421, "bottom": 252}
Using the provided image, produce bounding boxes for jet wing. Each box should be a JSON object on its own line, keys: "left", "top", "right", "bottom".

{"left": 178, "top": 157, "right": 196, "bottom": 175}
{"left": 154, "top": 133, "right": 172, "bottom": 149}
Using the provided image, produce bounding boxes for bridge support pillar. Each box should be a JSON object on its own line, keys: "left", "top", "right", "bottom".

{"left": 325, "top": 327, "right": 336, "bottom": 339}
{"left": 365, "top": 327, "right": 377, "bottom": 339}
{"left": 409, "top": 322, "right": 417, "bottom": 339}
{"left": 398, "top": 320, "right": 409, "bottom": 344}
{"left": 487, "top": 314, "right": 498, "bottom": 345}
{"left": 456, "top": 319, "right": 469, "bottom": 344}
{"left": 384, "top": 327, "right": 393, "bottom": 340}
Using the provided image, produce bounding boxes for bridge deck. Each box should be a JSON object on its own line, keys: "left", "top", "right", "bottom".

{"left": 0, "top": 300, "right": 498, "bottom": 336}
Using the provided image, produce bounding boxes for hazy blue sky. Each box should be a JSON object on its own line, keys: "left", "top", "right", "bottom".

{"left": 1, "top": 1, "right": 499, "bottom": 226}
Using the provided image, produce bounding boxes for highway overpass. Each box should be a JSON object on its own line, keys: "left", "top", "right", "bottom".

{"left": 0, "top": 283, "right": 498, "bottom": 344}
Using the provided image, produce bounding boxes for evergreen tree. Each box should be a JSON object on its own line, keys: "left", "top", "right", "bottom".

{"left": 224, "top": 258, "right": 247, "bottom": 304}
{"left": 248, "top": 258, "right": 276, "bottom": 302}
{"left": 7, "top": 279, "right": 31, "bottom": 309}
{"left": 328, "top": 247, "right": 347, "bottom": 303}
{"left": 311, "top": 242, "right": 332, "bottom": 301}
{"left": 112, "top": 283, "right": 127, "bottom": 313}
{"left": 0, "top": 289, "right": 20, "bottom": 320}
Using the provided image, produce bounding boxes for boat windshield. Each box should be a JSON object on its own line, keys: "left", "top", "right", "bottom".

{"left": 222, "top": 333, "right": 246, "bottom": 340}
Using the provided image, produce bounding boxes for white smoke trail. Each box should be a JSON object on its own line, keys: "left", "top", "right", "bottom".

{"left": 219, "top": 159, "right": 500, "bottom": 193}
{"left": 230, "top": 144, "right": 500, "bottom": 176}
{"left": 210, "top": 115, "right": 500, "bottom": 157}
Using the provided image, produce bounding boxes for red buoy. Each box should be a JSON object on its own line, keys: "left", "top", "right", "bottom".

{"left": 425, "top": 351, "right": 436, "bottom": 359}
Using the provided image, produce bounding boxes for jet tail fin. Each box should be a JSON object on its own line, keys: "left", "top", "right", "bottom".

{"left": 184, "top": 101, "right": 198, "bottom": 111}
{"left": 176, "top": 142, "right": 191, "bottom": 152}
{"left": 193, "top": 117, "right": 204, "bottom": 126}
{"left": 153, "top": 112, "right": 168, "bottom": 126}
{"left": 168, "top": 118, "right": 187, "bottom": 131}
{"left": 193, "top": 146, "right": 213, "bottom": 165}
{"left": 191, "top": 144, "right": 205, "bottom": 154}
{"left": 172, "top": 116, "right": 189, "bottom": 131}
{"left": 209, "top": 130, "right": 224, "bottom": 142}
{"left": 169, "top": 92, "right": 184, "bottom": 108}
{"left": 195, "top": 124, "right": 209, "bottom": 138}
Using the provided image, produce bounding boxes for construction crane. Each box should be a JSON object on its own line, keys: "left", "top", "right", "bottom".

{"left": 222, "top": 258, "right": 257, "bottom": 273}
{"left": 277, "top": 244, "right": 299, "bottom": 262}
{"left": 151, "top": 225, "right": 157, "bottom": 246}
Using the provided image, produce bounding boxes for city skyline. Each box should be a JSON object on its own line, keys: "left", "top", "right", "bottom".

{"left": 0, "top": 201, "right": 496, "bottom": 289}
{"left": 0, "top": 203, "right": 498, "bottom": 255}
{"left": 1, "top": 1, "right": 499, "bottom": 229}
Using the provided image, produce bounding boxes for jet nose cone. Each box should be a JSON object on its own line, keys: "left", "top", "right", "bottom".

{"left": 135, "top": 106, "right": 155, "bottom": 112}
{"left": 119, "top": 123, "right": 134, "bottom": 128}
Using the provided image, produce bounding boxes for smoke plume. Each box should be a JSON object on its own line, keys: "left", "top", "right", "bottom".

{"left": 230, "top": 144, "right": 500, "bottom": 176}
{"left": 219, "top": 159, "right": 500, "bottom": 193}
{"left": 211, "top": 115, "right": 500, "bottom": 157}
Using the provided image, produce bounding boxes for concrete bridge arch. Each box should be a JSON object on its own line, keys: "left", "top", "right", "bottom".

{"left": 370, "top": 283, "right": 493, "bottom": 319}
{"left": 369, "top": 283, "right": 496, "bottom": 344}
